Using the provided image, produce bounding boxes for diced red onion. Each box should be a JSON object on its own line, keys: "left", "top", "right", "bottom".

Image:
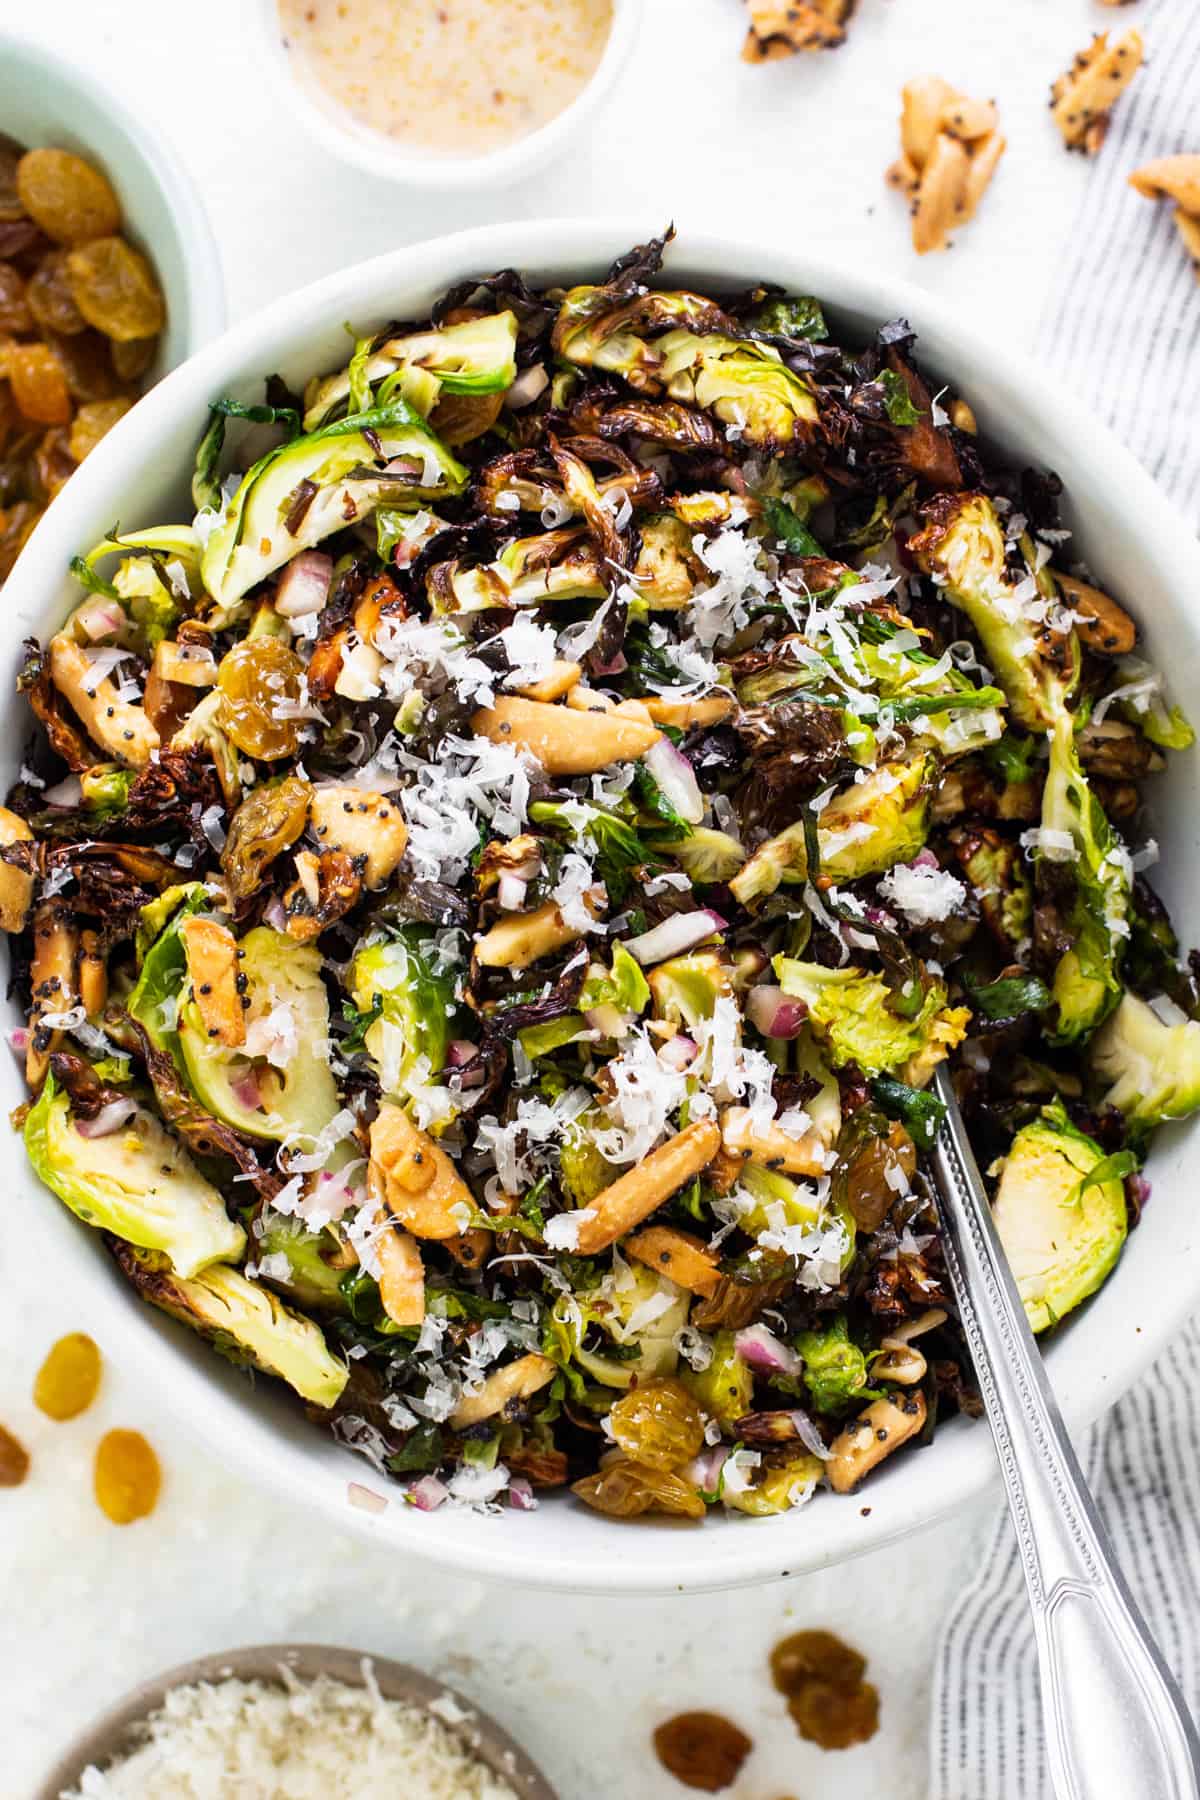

{"left": 745, "top": 985, "right": 808, "bottom": 1039}
{"left": 626, "top": 909, "right": 726, "bottom": 967}
{"left": 658, "top": 1032, "right": 698, "bottom": 1071}
{"left": 497, "top": 873, "right": 528, "bottom": 912}
{"left": 409, "top": 1474, "right": 449, "bottom": 1512}
{"left": 446, "top": 1040, "right": 478, "bottom": 1067}
{"left": 591, "top": 649, "right": 628, "bottom": 677}
{"left": 686, "top": 1446, "right": 728, "bottom": 1491}
{"left": 275, "top": 550, "right": 333, "bottom": 618}
{"left": 263, "top": 897, "right": 288, "bottom": 932}
{"left": 1130, "top": 1172, "right": 1152, "bottom": 1209}
{"left": 912, "top": 847, "right": 940, "bottom": 871}
{"left": 346, "top": 1481, "right": 389, "bottom": 1515}
{"left": 7, "top": 1026, "right": 28, "bottom": 1053}
{"left": 75, "top": 1097, "right": 138, "bottom": 1139}
{"left": 505, "top": 364, "right": 549, "bottom": 410}
{"left": 231, "top": 1068, "right": 264, "bottom": 1111}
{"left": 789, "top": 1408, "right": 831, "bottom": 1461}
{"left": 384, "top": 455, "right": 422, "bottom": 478}
{"left": 43, "top": 774, "right": 83, "bottom": 808}
{"left": 735, "top": 1323, "right": 804, "bottom": 1380}
{"left": 76, "top": 598, "right": 125, "bottom": 642}
{"left": 644, "top": 737, "right": 704, "bottom": 825}
{"left": 508, "top": 1477, "right": 538, "bottom": 1511}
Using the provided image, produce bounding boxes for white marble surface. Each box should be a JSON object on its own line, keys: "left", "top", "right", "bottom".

{"left": 2, "top": 1, "right": 1118, "bottom": 1794}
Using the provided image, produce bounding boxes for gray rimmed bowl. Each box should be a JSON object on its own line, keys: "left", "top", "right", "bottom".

{"left": 35, "top": 1643, "right": 558, "bottom": 1800}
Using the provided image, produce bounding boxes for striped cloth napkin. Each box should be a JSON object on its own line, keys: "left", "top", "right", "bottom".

{"left": 932, "top": 4, "right": 1200, "bottom": 1793}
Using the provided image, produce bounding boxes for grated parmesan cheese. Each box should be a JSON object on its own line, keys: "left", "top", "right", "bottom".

{"left": 64, "top": 1666, "right": 521, "bottom": 1800}
{"left": 877, "top": 861, "right": 967, "bottom": 927}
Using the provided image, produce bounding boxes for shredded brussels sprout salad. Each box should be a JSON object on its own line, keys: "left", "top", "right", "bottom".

{"left": 9, "top": 230, "right": 1199, "bottom": 1522}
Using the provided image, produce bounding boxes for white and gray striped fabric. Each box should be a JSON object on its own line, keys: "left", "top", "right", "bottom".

{"left": 932, "top": 5, "right": 1200, "bottom": 1793}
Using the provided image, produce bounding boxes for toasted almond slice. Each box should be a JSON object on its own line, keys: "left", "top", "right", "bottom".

{"left": 573, "top": 1119, "right": 721, "bottom": 1255}
{"left": 377, "top": 1221, "right": 425, "bottom": 1328}
{"left": 886, "top": 153, "right": 921, "bottom": 196}
{"left": 624, "top": 1224, "right": 721, "bottom": 1296}
{"left": 450, "top": 1352, "right": 557, "bottom": 1429}
{"left": 309, "top": 785, "right": 407, "bottom": 889}
{"left": 827, "top": 1391, "right": 927, "bottom": 1493}
{"left": 474, "top": 889, "right": 604, "bottom": 970}
{"left": 79, "top": 928, "right": 107, "bottom": 1019}
{"left": 641, "top": 692, "right": 736, "bottom": 728}
{"left": 1053, "top": 570, "right": 1137, "bottom": 655}
{"left": 720, "top": 1106, "right": 829, "bottom": 1178}
{"left": 180, "top": 915, "right": 246, "bottom": 1049}
{"left": 511, "top": 659, "right": 583, "bottom": 703}
{"left": 49, "top": 634, "right": 160, "bottom": 770}
{"left": 0, "top": 807, "right": 33, "bottom": 935}
{"left": 1129, "top": 154, "right": 1200, "bottom": 214}
{"left": 472, "top": 696, "right": 661, "bottom": 774}
{"left": 911, "top": 132, "right": 970, "bottom": 254}
{"left": 940, "top": 94, "right": 998, "bottom": 144}
{"left": 959, "top": 131, "right": 1007, "bottom": 224}
{"left": 900, "top": 76, "right": 959, "bottom": 168}
{"left": 1051, "top": 29, "right": 1143, "bottom": 152}
{"left": 153, "top": 640, "right": 219, "bottom": 689}
{"left": 368, "top": 1101, "right": 472, "bottom": 1242}
{"left": 27, "top": 905, "right": 78, "bottom": 1088}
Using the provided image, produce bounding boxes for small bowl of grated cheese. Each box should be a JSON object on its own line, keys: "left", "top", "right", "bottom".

{"left": 38, "top": 1644, "right": 557, "bottom": 1800}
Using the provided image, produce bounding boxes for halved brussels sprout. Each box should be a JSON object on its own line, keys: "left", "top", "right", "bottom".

{"left": 113, "top": 1241, "right": 347, "bottom": 1407}
{"left": 796, "top": 1316, "right": 871, "bottom": 1414}
{"left": 658, "top": 330, "right": 820, "bottom": 448}
{"left": 992, "top": 1100, "right": 1127, "bottom": 1333}
{"left": 680, "top": 1329, "right": 755, "bottom": 1426}
{"left": 1091, "top": 991, "right": 1200, "bottom": 1137}
{"left": 548, "top": 1263, "right": 688, "bottom": 1389}
{"left": 775, "top": 958, "right": 969, "bottom": 1082}
{"left": 428, "top": 527, "right": 607, "bottom": 615}
{"left": 350, "top": 930, "right": 457, "bottom": 1112}
{"left": 26, "top": 1076, "right": 245, "bottom": 1278}
{"left": 202, "top": 398, "right": 467, "bottom": 607}
{"left": 303, "top": 311, "right": 519, "bottom": 429}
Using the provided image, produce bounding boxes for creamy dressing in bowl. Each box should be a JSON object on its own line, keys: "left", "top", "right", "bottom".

{"left": 276, "top": 0, "right": 614, "bottom": 158}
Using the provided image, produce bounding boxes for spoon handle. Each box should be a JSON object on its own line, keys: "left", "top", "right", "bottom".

{"left": 928, "top": 1065, "right": 1200, "bottom": 1800}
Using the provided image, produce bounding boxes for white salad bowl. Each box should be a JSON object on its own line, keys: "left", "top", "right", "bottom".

{"left": 7, "top": 221, "right": 1200, "bottom": 1595}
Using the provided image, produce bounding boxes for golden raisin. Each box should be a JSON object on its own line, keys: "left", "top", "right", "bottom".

{"left": 34, "top": 1331, "right": 101, "bottom": 1420}
{"left": 788, "top": 1679, "right": 880, "bottom": 1751}
{"left": 0, "top": 263, "right": 31, "bottom": 334}
{"left": 770, "top": 1629, "right": 866, "bottom": 1696}
{"left": 16, "top": 147, "right": 121, "bottom": 245}
{"left": 0, "top": 141, "right": 22, "bottom": 222}
{"left": 216, "top": 639, "right": 306, "bottom": 761}
{"left": 49, "top": 328, "right": 120, "bottom": 402}
{"left": 0, "top": 1421, "right": 30, "bottom": 1486}
{"left": 30, "top": 427, "right": 76, "bottom": 502}
{"left": 571, "top": 1457, "right": 706, "bottom": 1520}
{"left": 7, "top": 342, "right": 71, "bottom": 425}
{"left": 27, "top": 249, "right": 86, "bottom": 335}
{"left": 653, "top": 1712, "right": 753, "bottom": 1793}
{"left": 67, "top": 236, "right": 165, "bottom": 342}
{"left": 111, "top": 333, "right": 157, "bottom": 382}
{"left": 68, "top": 397, "right": 131, "bottom": 462}
{"left": 609, "top": 1377, "right": 705, "bottom": 1472}
{"left": 93, "top": 1427, "right": 161, "bottom": 1523}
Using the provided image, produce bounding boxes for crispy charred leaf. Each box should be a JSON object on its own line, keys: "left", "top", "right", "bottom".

{"left": 568, "top": 384, "right": 722, "bottom": 453}
{"left": 961, "top": 970, "right": 1051, "bottom": 1025}
{"left": 475, "top": 945, "right": 589, "bottom": 1040}
{"left": 373, "top": 874, "right": 472, "bottom": 931}
{"left": 870, "top": 1076, "right": 947, "bottom": 1150}
{"left": 18, "top": 638, "right": 97, "bottom": 772}
{"left": 46, "top": 1049, "right": 129, "bottom": 1119}
{"left": 1124, "top": 876, "right": 1200, "bottom": 1017}
{"left": 691, "top": 1255, "right": 797, "bottom": 1331}
{"left": 431, "top": 266, "right": 557, "bottom": 353}
{"left": 733, "top": 701, "right": 849, "bottom": 809}
{"left": 603, "top": 227, "right": 675, "bottom": 290}
{"left": 305, "top": 556, "right": 376, "bottom": 700}
{"left": 123, "top": 748, "right": 224, "bottom": 848}
{"left": 282, "top": 850, "right": 363, "bottom": 943}
{"left": 14, "top": 840, "right": 179, "bottom": 924}
{"left": 129, "top": 1022, "right": 283, "bottom": 1199}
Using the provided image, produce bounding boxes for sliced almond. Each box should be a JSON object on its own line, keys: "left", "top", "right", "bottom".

{"left": 474, "top": 889, "right": 604, "bottom": 970}
{"left": 180, "top": 916, "right": 246, "bottom": 1049}
{"left": 900, "top": 76, "right": 958, "bottom": 167}
{"left": 27, "top": 905, "right": 77, "bottom": 1087}
{"left": 368, "top": 1101, "right": 472, "bottom": 1241}
{"left": 641, "top": 692, "right": 736, "bottom": 729}
{"left": 309, "top": 785, "right": 408, "bottom": 889}
{"left": 450, "top": 1352, "right": 557, "bottom": 1429}
{"left": 939, "top": 94, "right": 998, "bottom": 144}
{"left": 1051, "top": 29, "right": 1143, "bottom": 153}
{"left": 377, "top": 1222, "right": 425, "bottom": 1328}
{"left": 472, "top": 695, "right": 661, "bottom": 774}
{"left": 827, "top": 1391, "right": 927, "bottom": 1493}
{"left": 48, "top": 634, "right": 160, "bottom": 770}
{"left": 959, "top": 131, "right": 1007, "bottom": 224}
{"left": 1053, "top": 570, "right": 1137, "bottom": 655}
{"left": 510, "top": 659, "right": 582, "bottom": 703}
{"left": 1130, "top": 155, "right": 1200, "bottom": 213}
{"left": 79, "top": 928, "right": 107, "bottom": 1019}
{"left": 720, "top": 1106, "right": 829, "bottom": 1178}
{"left": 911, "top": 132, "right": 971, "bottom": 254}
{"left": 886, "top": 154, "right": 921, "bottom": 197}
{"left": 573, "top": 1119, "right": 721, "bottom": 1255}
{"left": 624, "top": 1224, "right": 721, "bottom": 1296}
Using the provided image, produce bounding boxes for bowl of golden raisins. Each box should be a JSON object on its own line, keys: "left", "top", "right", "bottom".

{"left": 0, "top": 31, "right": 224, "bottom": 584}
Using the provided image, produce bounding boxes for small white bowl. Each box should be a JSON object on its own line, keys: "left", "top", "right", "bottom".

{"left": 254, "top": 0, "right": 641, "bottom": 191}
{"left": 7, "top": 221, "right": 1200, "bottom": 1597}
{"left": 0, "top": 30, "right": 225, "bottom": 370}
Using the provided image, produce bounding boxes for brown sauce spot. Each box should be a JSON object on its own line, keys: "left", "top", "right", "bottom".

{"left": 770, "top": 1628, "right": 880, "bottom": 1751}
{"left": 652, "top": 1711, "right": 753, "bottom": 1792}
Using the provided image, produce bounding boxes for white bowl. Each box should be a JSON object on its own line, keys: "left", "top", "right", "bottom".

{"left": 253, "top": 0, "right": 640, "bottom": 190}
{"left": 0, "top": 30, "right": 225, "bottom": 370}
{"left": 8, "top": 221, "right": 1200, "bottom": 1595}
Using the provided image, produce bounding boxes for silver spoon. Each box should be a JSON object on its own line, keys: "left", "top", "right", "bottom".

{"left": 928, "top": 1062, "right": 1200, "bottom": 1800}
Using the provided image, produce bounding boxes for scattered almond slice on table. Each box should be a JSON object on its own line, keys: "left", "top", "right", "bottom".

{"left": 1050, "top": 29, "right": 1144, "bottom": 154}
{"left": 887, "top": 77, "right": 1006, "bottom": 253}
{"left": 1130, "top": 155, "right": 1200, "bottom": 280}
{"left": 742, "top": 0, "right": 855, "bottom": 62}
